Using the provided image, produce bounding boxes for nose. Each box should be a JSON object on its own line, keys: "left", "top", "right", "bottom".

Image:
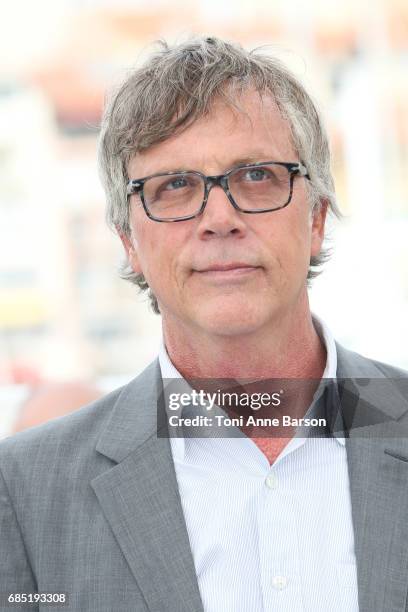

{"left": 196, "top": 183, "right": 247, "bottom": 239}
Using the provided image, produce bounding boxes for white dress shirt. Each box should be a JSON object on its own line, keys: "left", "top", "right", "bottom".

{"left": 159, "top": 315, "right": 359, "bottom": 612}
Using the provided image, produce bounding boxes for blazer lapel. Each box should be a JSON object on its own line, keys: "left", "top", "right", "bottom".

{"left": 346, "top": 433, "right": 408, "bottom": 612}
{"left": 337, "top": 344, "right": 408, "bottom": 612}
{"left": 90, "top": 361, "right": 204, "bottom": 612}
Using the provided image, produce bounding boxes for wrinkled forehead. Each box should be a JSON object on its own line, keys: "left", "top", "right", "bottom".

{"left": 127, "top": 88, "right": 297, "bottom": 175}
{"left": 195, "top": 88, "right": 292, "bottom": 136}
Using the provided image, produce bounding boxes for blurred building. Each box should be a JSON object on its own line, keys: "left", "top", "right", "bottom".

{"left": 1, "top": 0, "right": 408, "bottom": 408}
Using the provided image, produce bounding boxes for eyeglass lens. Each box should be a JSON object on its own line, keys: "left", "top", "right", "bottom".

{"left": 141, "top": 164, "right": 291, "bottom": 220}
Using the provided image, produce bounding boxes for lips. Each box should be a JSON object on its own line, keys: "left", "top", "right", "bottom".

{"left": 193, "top": 263, "right": 262, "bottom": 284}
{"left": 196, "top": 263, "right": 259, "bottom": 273}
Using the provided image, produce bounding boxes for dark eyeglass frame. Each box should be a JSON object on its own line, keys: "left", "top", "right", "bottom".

{"left": 126, "top": 160, "right": 310, "bottom": 223}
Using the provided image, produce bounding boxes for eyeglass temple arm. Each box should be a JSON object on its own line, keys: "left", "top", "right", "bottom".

{"left": 127, "top": 180, "right": 143, "bottom": 196}
{"left": 292, "top": 162, "right": 310, "bottom": 180}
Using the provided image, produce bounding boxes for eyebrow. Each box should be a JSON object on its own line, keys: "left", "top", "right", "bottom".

{"left": 135, "top": 154, "right": 281, "bottom": 177}
{"left": 228, "top": 155, "right": 270, "bottom": 166}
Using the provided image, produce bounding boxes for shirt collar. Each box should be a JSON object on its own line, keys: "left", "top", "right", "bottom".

{"left": 312, "top": 313, "right": 337, "bottom": 379}
{"left": 310, "top": 314, "right": 345, "bottom": 446}
{"left": 158, "top": 313, "right": 344, "bottom": 461}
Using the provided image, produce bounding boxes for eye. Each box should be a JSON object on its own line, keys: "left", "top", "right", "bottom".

{"left": 233, "top": 165, "right": 286, "bottom": 186}
{"left": 243, "top": 167, "right": 270, "bottom": 182}
{"left": 163, "top": 176, "right": 189, "bottom": 190}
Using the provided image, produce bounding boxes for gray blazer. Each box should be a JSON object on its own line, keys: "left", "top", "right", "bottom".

{"left": 1, "top": 343, "right": 408, "bottom": 612}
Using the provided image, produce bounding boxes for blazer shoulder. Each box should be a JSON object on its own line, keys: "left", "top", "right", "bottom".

{"left": 0, "top": 359, "right": 160, "bottom": 466}
{"left": 0, "top": 385, "right": 122, "bottom": 465}
{"left": 335, "top": 341, "right": 408, "bottom": 379}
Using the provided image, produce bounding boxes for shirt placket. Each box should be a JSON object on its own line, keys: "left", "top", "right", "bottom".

{"left": 257, "top": 451, "right": 304, "bottom": 611}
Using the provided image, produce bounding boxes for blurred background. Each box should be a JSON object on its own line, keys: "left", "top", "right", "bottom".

{"left": 1, "top": 0, "right": 407, "bottom": 435}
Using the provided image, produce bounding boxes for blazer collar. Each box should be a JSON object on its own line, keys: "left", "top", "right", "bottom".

{"left": 335, "top": 341, "right": 408, "bottom": 424}
{"left": 95, "top": 360, "right": 166, "bottom": 463}
{"left": 336, "top": 342, "right": 408, "bottom": 612}
{"left": 92, "top": 359, "right": 204, "bottom": 612}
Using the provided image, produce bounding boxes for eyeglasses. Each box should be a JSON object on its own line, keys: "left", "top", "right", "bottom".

{"left": 126, "top": 160, "right": 310, "bottom": 222}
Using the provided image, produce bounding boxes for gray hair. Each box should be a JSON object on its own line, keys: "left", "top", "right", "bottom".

{"left": 98, "top": 36, "right": 341, "bottom": 314}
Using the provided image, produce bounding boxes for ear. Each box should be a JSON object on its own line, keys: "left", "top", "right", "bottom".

{"left": 117, "top": 227, "right": 143, "bottom": 275}
{"left": 310, "top": 199, "right": 328, "bottom": 257}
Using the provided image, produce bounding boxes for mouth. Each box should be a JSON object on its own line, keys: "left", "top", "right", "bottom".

{"left": 194, "top": 263, "right": 262, "bottom": 281}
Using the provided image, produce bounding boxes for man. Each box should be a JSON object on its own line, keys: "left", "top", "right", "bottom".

{"left": 1, "top": 36, "right": 408, "bottom": 612}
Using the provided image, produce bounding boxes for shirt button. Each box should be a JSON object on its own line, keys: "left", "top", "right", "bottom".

{"left": 272, "top": 575, "right": 288, "bottom": 590}
{"left": 265, "top": 473, "right": 278, "bottom": 489}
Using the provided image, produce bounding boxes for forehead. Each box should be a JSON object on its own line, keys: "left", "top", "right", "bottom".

{"left": 128, "top": 89, "right": 296, "bottom": 176}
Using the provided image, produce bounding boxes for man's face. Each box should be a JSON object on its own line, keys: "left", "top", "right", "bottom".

{"left": 122, "top": 90, "right": 327, "bottom": 338}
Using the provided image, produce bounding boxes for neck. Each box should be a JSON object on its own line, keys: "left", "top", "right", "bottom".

{"left": 162, "top": 303, "right": 326, "bottom": 381}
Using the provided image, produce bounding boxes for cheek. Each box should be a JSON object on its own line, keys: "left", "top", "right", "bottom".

{"left": 128, "top": 216, "right": 158, "bottom": 279}
{"left": 268, "top": 216, "right": 312, "bottom": 282}
{"left": 133, "top": 221, "right": 186, "bottom": 289}
{"left": 137, "top": 230, "right": 163, "bottom": 278}
{"left": 272, "top": 214, "right": 311, "bottom": 260}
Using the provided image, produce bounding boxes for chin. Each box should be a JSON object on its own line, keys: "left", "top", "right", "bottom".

{"left": 192, "top": 299, "right": 272, "bottom": 337}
